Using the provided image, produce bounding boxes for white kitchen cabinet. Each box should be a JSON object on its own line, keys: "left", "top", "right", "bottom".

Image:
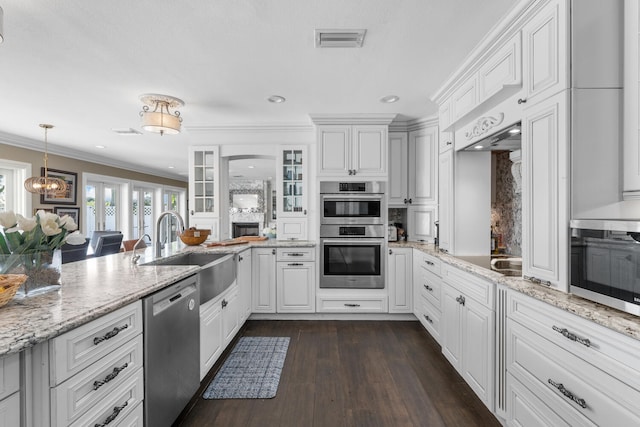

{"left": 389, "top": 124, "right": 438, "bottom": 208}
{"left": 388, "top": 132, "right": 409, "bottom": 206}
{"left": 437, "top": 149, "right": 454, "bottom": 253}
{"left": 441, "top": 265, "right": 495, "bottom": 411}
{"left": 0, "top": 392, "right": 20, "bottom": 427}
{"left": 407, "top": 205, "right": 437, "bottom": 243}
{"left": 521, "top": 90, "right": 569, "bottom": 289}
{"left": 237, "top": 249, "right": 252, "bottom": 325}
{"left": 624, "top": 0, "right": 640, "bottom": 198}
{"left": 387, "top": 247, "right": 413, "bottom": 313}
{"left": 521, "top": 0, "right": 568, "bottom": 105}
{"left": 188, "top": 146, "right": 220, "bottom": 238}
{"left": 252, "top": 248, "right": 277, "bottom": 313}
{"left": 222, "top": 287, "right": 239, "bottom": 346}
{"left": 276, "top": 248, "right": 315, "bottom": 313}
{"left": 438, "top": 98, "right": 453, "bottom": 131}
{"left": 452, "top": 75, "right": 479, "bottom": 123}
{"left": 0, "top": 353, "right": 19, "bottom": 427}
{"left": 413, "top": 250, "right": 442, "bottom": 343}
{"left": 316, "top": 124, "right": 388, "bottom": 177}
{"left": 277, "top": 146, "right": 308, "bottom": 240}
{"left": 439, "top": 130, "right": 454, "bottom": 154}
{"left": 200, "top": 297, "right": 223, "bottom": 380}
{"left": 478, "top": 32, "right": 522, "bottom": 103}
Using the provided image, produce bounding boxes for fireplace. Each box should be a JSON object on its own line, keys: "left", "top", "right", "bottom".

{"left": 233, "top": 222, "right": 260, "bottom": 238}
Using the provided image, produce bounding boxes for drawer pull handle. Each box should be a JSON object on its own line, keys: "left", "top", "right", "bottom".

{"left": 93, "top": 363, "right": 129, "bottom": 391}
{"left": 423, "top": 284, "right": 433, "bottom": 292}
{"left": 93, "top": 324, "right": 129, "bottom": 345}
{"left": 548, "top": 379, "right": 587, "bottom": 409}
{"left": 455, "top": 295, "right": 466, "bottom": 306}
{"left": 288, "top": 263, "right": 303, "bottom": 266}
{"left": 94, "top": 401, "right": 128, "bottom": 427}
{"left": 425, "top": 260, "right": 434, "bottom": 266}
{"left": 288, "top": 253, "right": 304, "bottom": 256}
{"left": 524, "top": 275, "right": 551, "bottom": 287}
{"left": 423, "top": 314, "right": 433, "bottom": 324}
{"left": 344, "top": 303, "right": 361, "bottom": 307}
{"left": 221, "top": 299, "right": 228, "bottom": 309}
{"left": 552, "top": 326, "right": 591, "bottom": 348}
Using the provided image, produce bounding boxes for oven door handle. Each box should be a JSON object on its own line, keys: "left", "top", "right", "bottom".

{"left": 321, "top": 194, "right": 383, "bottom": 200}
{"left": 320, "top": 239, "right": 385, "bottom": 245}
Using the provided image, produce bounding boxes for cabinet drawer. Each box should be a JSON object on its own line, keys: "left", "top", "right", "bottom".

{"left": 69, "top": 368, "right": 144, "bottom": 427}
{"left": 0, "top": 392, "right": 20, "bottom": 427}
{"left": 416, "top": 267, "right": 441, "bottom": 307}
{"left": 441, "top": 264, "right": 494, "bottom": 310}
{"left": 507, "top": 373, "right": 573, "bottom": 427}
{"left": 51, "top": 302, "right": 143, "bottom": 385}
{"left": 413, "top": 251, "right": 441, "bottom": 276}
{"left": 115, "top": 401, "right": 143, "bottom": 427}
{"left": 317, "top": 296, "right": 387, "bottom": 313}
{"left": 508, "top": 320, "right": 640, "bottom": 427}
{"left": 507, "top": 290, "right": 640, "bottom": 392}
{"left": 0, "top": 353, "right": 19, "bottom": 401}
{"left": 416, "top": 295, "right": 441, "bottom": 344}
{"left": 276, "top": 247, "right": 315, "bottom": 262}
{"left": 51, "top": 335, "right": 143, "bottom": 426}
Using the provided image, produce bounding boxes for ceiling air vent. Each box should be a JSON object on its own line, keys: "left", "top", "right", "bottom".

{"left": 315, "top": 29, "right": 366, "bottom": 48}
{"left": 112, "top": 128, "right": 143, "bottom": 135}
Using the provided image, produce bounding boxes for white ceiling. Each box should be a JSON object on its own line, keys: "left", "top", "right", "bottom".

{"left": 0, "top": 0, "right": 515, "bottom": 181}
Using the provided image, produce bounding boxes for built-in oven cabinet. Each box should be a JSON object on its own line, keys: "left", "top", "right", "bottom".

{"left": 277, "top": 146, "right": 308, "bottom": 240}
{"left": 506, "top": 290, "right": 640, "bottom": 427}
{"left": 313, "top": 118, "right": 394, "bottom": 178}
{"left": 387, "top": 248, "right": 413, "bottom": 313}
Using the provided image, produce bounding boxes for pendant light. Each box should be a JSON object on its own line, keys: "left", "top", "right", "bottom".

{"left": 24, "top": 124, "right": 68, "bottom": 196}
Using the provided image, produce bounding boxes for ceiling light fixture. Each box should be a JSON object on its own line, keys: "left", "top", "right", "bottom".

{"left": 139, "top": 94, "right": 184, "bottom": 136}
{"left": 268, "top": 95, "right": 286, "bottom": 103}
{"left": 380, "top": 95, "right": 399, "bottom": 104}
{"left": 24, "top": 124, "right": 68, "bottom": 196}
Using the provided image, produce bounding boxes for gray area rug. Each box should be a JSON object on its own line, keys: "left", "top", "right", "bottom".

{"left": 203, "top": 336, "right": 290, "bottom": 399}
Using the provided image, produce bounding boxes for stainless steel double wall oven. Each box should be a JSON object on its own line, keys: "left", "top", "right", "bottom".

{"left": 320, "top": 181, "right": 386, "bottom": 289}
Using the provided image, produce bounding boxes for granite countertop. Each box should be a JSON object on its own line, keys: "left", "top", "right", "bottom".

{"left": 0, "top": 239, "right": 317, "bottom": 356}
{"left": 390, "top": 241, "right": 640, "bottom": 341}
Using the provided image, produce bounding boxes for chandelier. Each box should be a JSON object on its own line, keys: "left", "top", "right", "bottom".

{"left": 24, "top": 124, "right": 68, "bottom": 195}
{"left": 139, "top": 94, "right": 184, "bottom": 136}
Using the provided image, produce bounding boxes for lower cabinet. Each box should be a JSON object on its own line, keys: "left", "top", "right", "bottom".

{"left": 440, "top": 265, "right": 495, "bottom": 411}
{"left": 200, "top": 283, "right": 239, "bottom": 381}
{"left": 388, "top": 248, "right": 413, "bottom": 313}
{"left": 413, "top": 251, "right": 442, "bottom": 343}
{"left": 0, "top": 353, "right": 20, "bottom": 427}
{"left": 252, "top": 248, "right": 277, "bottom": 313}
{"left": 276, "top": 260, "right": 315, "bottom": 313}
{"left": 236, "top": 249, "right": 252, "bottom": 325}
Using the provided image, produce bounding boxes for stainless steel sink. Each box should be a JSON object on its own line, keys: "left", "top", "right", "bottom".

{"left": 143, "top": 252, "right": 236, "bottom": 304}
{"left": 490, "top": 257, "right": 522, "bottom": 277}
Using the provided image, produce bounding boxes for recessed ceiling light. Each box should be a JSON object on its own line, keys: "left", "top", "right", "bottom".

{"left": 168, "top": 166, "right": 175, "bottom": 169}
{"left": 380, "top": 95, "right": 400, "bottom": 104}
{"left": 95, "top": 145, "right": 106, "bottom": 149}
{"left": 474, "top": 145, "right": 484, "bottom": 149}
{"left": 509, "top": 128, "right": 521, "bottom": 134}
{"left": 248, "top": 165, "right": 255, "bottom": 169}
{"left": 268, "top": 95, "right": 286, "bottom": 103}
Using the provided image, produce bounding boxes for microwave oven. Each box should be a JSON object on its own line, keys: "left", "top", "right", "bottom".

{"left": 570, "top": 219, "right": 640, "bottom": 316}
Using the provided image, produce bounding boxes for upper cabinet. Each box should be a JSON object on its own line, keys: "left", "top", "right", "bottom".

{"left": 625, "top": 0, "right": 640, "bottom": 198}
{"left": 521, "top": 0, "right": 568, "bottom": 104}
{"left": 478, "top": 33, "right": 522, "bottom": 102}
{"left": 277, "top": 146, "right": 308, "bottom": 240}
{"left": 311, "top": 114, "right": 395, "bottom": 179}
{"left": 188, "top": 146, "right": 220, "bottom": 239}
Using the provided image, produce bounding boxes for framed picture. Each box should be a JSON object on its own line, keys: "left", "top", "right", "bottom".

{"left": 54, "top": 207, "right": 80, "bottom": 229}
{"left": 40, "top": 168, "right": 78, "bottom": 205}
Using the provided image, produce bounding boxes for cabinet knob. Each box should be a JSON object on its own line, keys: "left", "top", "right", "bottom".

{"left": 404, "top": 198, "right": 408, "bottom": 204}
{"left": 446, "top": 141, "right": 452, "bottom": 145}
{"left": 408, "top": 198, "right": 412, "bottom": 204}
{"left": 238, "top": 256, "right": 243, "bottom": 262}
{"left": 272, "top": 249, "right": 276, "bottom": 255}
{"left": 517, "top": 98, "right": 527, "bottom": 104}
{"left": 423, "top": 314, "right": 433, "bottom": 324}
{"left": 221, "top": 299, "right": 228, "bottom": 308}
{"left": 190, "top": 210, "right": 194, "bottom": 215}
{"left": 303, "top": 209, "right": 307, "bottom": 215}
{"left": 389, "top": 249, "right": 393, "bottom": 255}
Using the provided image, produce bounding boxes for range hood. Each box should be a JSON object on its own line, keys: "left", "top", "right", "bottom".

{"left": 463, "top": 122, "right": 521, "bottom": 152}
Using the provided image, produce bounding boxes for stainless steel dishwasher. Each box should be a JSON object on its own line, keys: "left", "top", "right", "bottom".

{"left": 143, "top": 274, "right": 200, "bottom": 427}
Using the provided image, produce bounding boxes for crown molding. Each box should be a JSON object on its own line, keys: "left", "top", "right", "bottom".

{"left": 430, "top": 0, "right": 543, "bottom": 104}
{"left": 0, "top": 130, "right": 187, "bottom": 182}
{"left": 186, "top": 123, "right": 314, "bottom": 133}
{"left": 389, "top": 115, "right": 438, "bottom": 132}
{"left": 309, "top": 113, "right": 397, "bottom": 125}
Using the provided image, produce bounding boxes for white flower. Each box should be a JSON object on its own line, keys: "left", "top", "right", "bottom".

{"left": 0, "top": 211, "right": 17, "bottom": 228}
{"left": 36, "top": 210, "right": 58, "bottom": 224}
{"left": 64, "top": 231, "right": 86, "bottom": 245}
{"left": 41, "top": 216, "right": 62, "bottom": 236}
{"left": 16, "top": 214, "right": 37, "bottom": 232}
{"left": 58, "top": 215, "right": 78, "bottom": 231}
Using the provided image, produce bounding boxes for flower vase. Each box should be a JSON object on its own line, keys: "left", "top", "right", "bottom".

{"left": 0, "top": 250, "right": 62, "bottom": 296}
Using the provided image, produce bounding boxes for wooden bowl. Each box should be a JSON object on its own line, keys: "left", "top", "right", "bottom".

{"left": 0, "top": 274, "right": 27, "bottom": 307}
{"left": 179, "top": 228, "right": 211, "bottom": 246}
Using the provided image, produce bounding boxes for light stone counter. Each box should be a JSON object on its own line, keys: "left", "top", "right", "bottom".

{"left": 0, "top": 240, "right": 316, "bottom": 356}
{"left": 390, "top": 241, "right": 640, "bottom": 341}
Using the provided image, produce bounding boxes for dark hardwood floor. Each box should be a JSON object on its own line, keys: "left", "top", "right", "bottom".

{"left": 177, "top": 320, "right": 501, "bottom": 427}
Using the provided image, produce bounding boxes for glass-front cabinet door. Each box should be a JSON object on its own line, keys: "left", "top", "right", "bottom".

{"left": 188, "top": 146, "right": 220, "bottom": 239}
{"left": 277, "top": 146, "right": 308, "bottom": 240}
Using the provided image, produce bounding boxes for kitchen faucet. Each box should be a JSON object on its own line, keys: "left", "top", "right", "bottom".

{"left": 131, "top": 233, "right": 151, "bottom": 265}
{"left": 155, "top": 211, "right": 186, "bottom": 257}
